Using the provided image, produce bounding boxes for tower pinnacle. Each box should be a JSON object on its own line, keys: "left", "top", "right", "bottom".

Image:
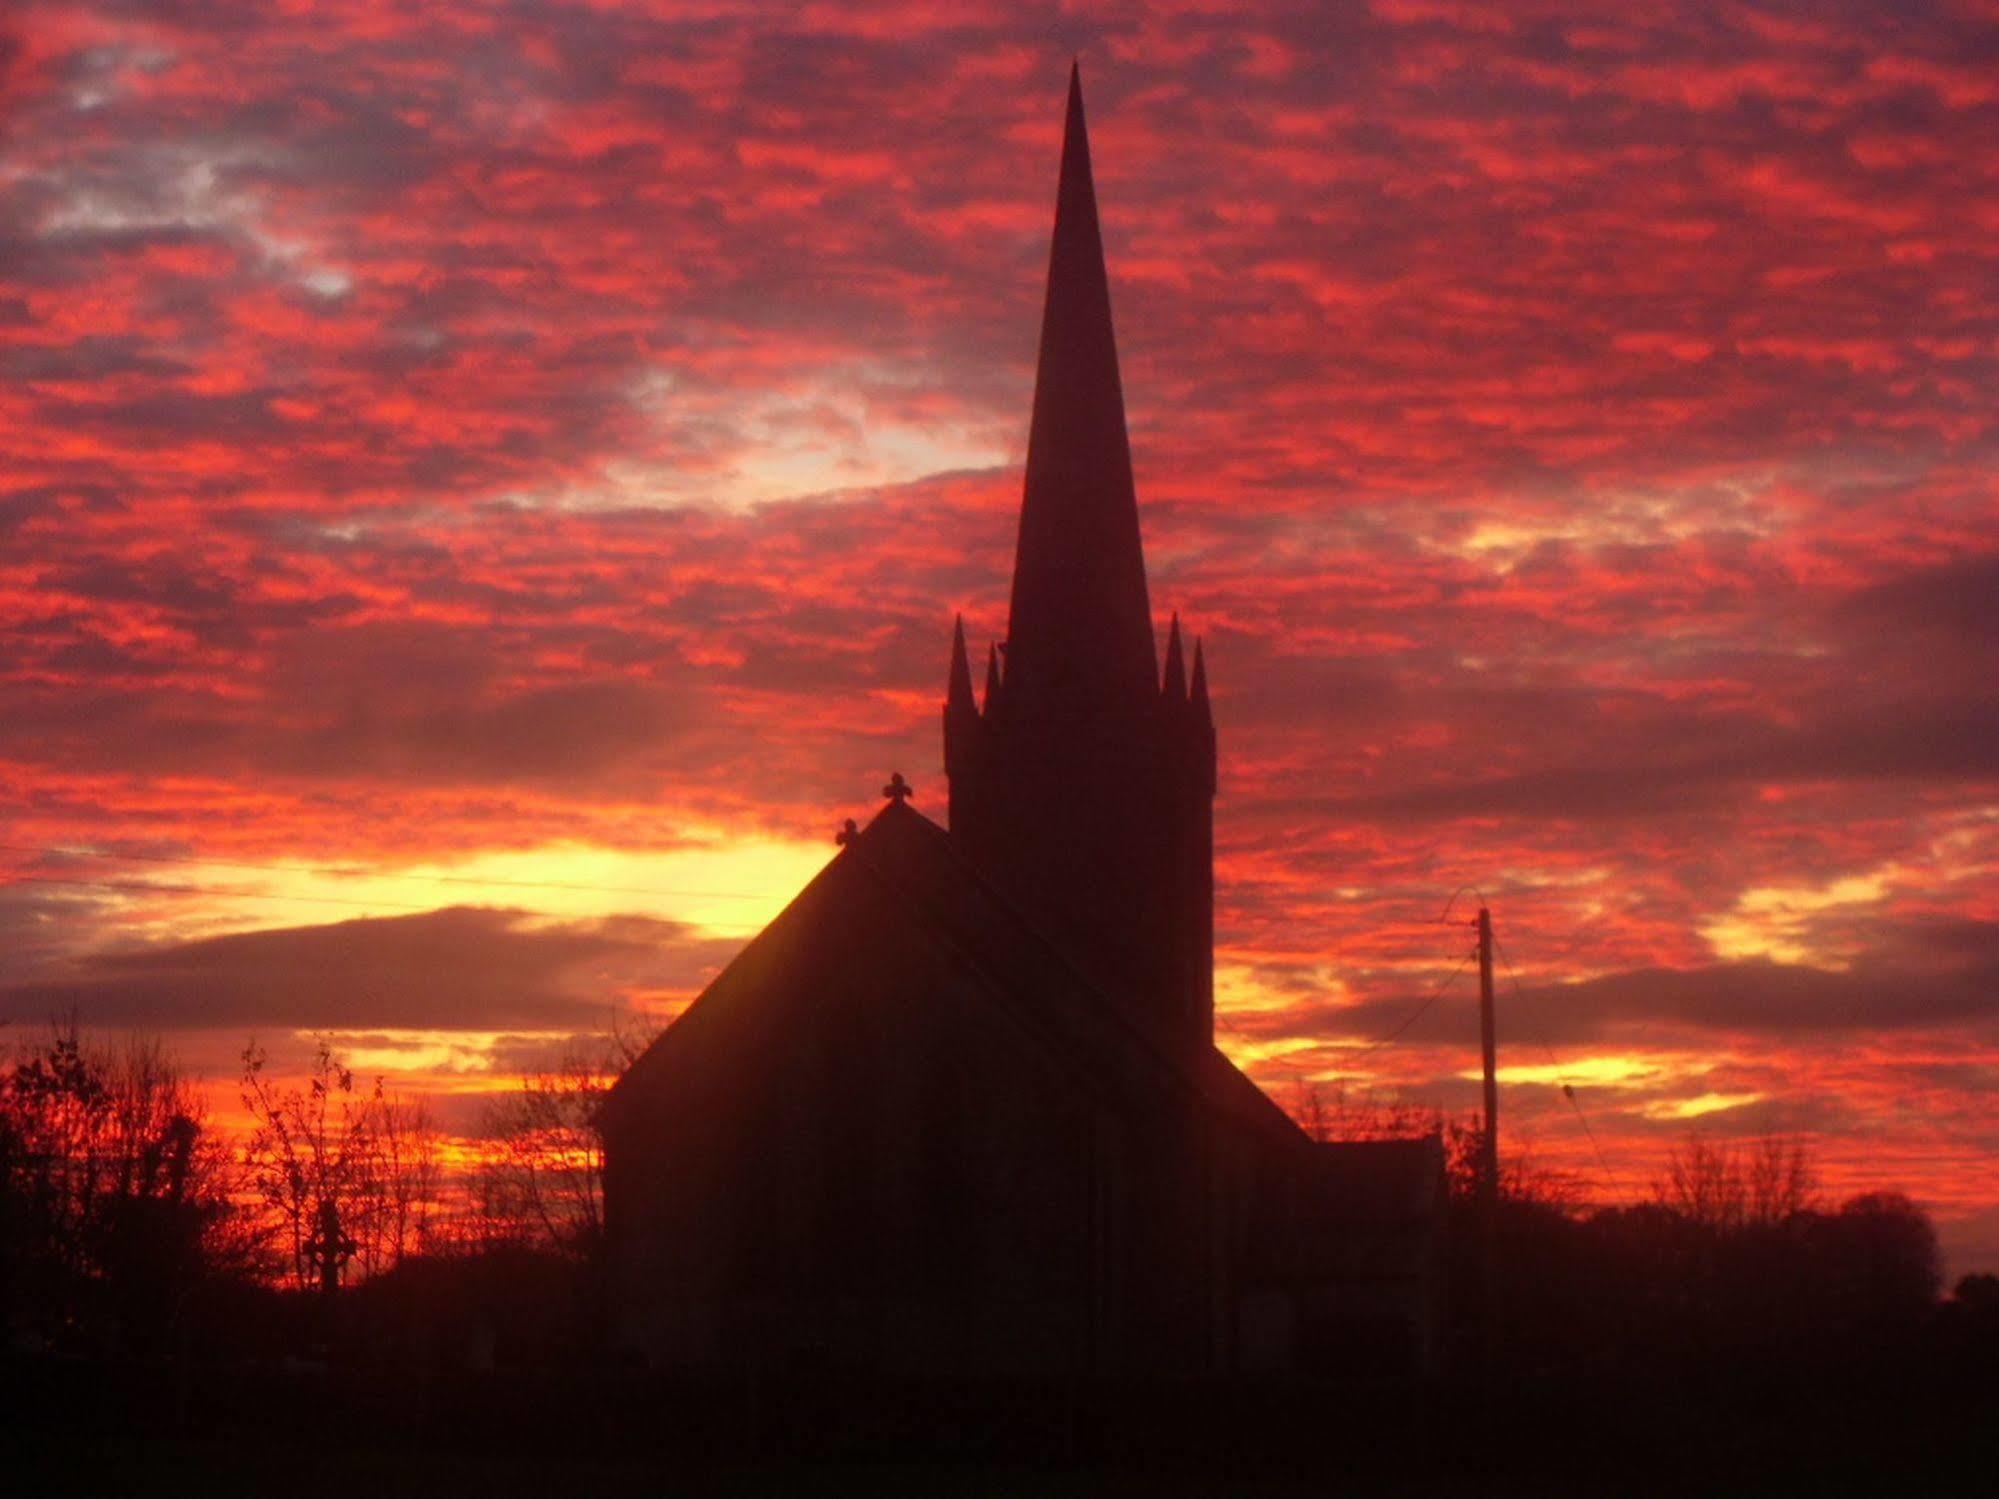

{"left": 1163, "top": 613, "right": 1187, "bottom": 703}
{"left": 947, "top": 614, "right": 975, "bottom": 714}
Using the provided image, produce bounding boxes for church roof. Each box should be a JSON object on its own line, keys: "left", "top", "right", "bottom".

{"left": 603, "top": 797, "right": 1306, "bottom": 1147}
{"left": 1002, "top": 64, "right": 1158, "bottom": 728}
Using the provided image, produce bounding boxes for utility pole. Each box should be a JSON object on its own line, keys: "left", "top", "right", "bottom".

{"left": 1476, "top": 906, "right": 1499, "bottom": 1212}
{"left": 1475, "top": 904, "right": 1499, "bottom": 1368}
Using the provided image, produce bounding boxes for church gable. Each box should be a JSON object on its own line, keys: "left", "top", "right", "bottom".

{"left": 605, "top": 799, "right": 1217, "bottom": 1145}
{"left": 600, "top": 809, "right": 1139, "bottom": 1372}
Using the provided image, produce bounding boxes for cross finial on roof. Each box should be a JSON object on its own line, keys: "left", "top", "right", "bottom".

{"left": 882, "top": 772, "right": 913, "bottom": 803}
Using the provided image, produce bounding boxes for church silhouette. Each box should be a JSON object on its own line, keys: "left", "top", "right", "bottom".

{"left": 600, "top": 68, "right": 1445, "bottom": 1379}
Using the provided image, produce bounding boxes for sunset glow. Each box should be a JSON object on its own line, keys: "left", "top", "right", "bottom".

{"left": 2, "top": 1, "right": 1994, "bottom": 1279}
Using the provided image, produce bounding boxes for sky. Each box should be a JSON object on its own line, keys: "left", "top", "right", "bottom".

{"left": 1, "top": 1, "right": 1994, "bottom": 1274}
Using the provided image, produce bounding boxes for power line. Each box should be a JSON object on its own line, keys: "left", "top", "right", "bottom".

{"left": 1, "top": 872, "right": 766, "bottom": 933}
{"left": 1218, "top": 892, "right": 1484, "bottom": 1079}
{"left": 1491, "top": 927, "right": 1624, "bottom": 1196}
{"left": 8, "top": 872, "right": 451, "bottom": 914}
{"left": 0, "top": 841, "right": 781, "bottom": 902}
{"left": 1216, "top": 937, "right": 1472, "bottom": 1087}
{"left": 1346, "top": 949, "right": 1475, "bottom": 1065}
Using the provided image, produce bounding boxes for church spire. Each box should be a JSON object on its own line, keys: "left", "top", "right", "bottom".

{"left": 944, "top": 68, "right": 1215, "bottom": 1054}
{"left": 1002, "top": 63, "right": 1156, "bottom": 724}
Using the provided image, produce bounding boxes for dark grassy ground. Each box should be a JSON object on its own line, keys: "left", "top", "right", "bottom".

{"left": 7, "top": 1348, "right": 1998, "bottom": 1496}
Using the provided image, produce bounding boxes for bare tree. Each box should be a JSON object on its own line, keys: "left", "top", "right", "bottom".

{"left": 1746, "top": 1134, "right": 1819, "bottom": 1225}
{"left": 1657, "top": 1134, "right": 1750, "bottom": 1230}
{"left": 240, "top": 1036, "right": 440, "bottom": 1291}
{"left": 2, "top": 1023, "right": 251, "bottom": 1349}
{"left": 474, "top": 1049, "right": 613, "bottom": 1259}
{"left": 1653, "top": 1133, "right": 1821, "bottom": 1230}
{"left": 241, "top": 1038, "right": 364, "bottom": 1292}
{"left": 1442, "top": 1113, "right": 1583, "bottom": 1210}
{"left": 462, "top": 1016, "right": 662, "bottom": 1258}
{"left": 1290, "top": 1078, "right": 1434, "bottom": 1143}
{"left": 377, "top": 1093, "right": 442, "bottom": 1267}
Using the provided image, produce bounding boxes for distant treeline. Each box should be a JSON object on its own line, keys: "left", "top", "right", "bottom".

{"left": 1297, "top": 1080, "right": 1992, "bottom": 1373}
{"left": 3, "top": 1027, "right": 1995, "bottom": 1384}
{"left": 1466, "top": 1149, "right": 1977, "bottom": 1373}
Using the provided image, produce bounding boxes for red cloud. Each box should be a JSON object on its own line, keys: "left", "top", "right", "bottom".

{"left": 2, "top": 1, "right": 1995, "bottom": 1268}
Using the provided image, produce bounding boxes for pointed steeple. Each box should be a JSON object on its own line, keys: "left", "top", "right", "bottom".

{"left": 946, "top": 614, "right": 975, "bottom": 714}
{"left": 943, "top": 69, "right": 1218, "bottom": 1054}
{"left": 1003, "top": 64, "right": 1156, "bottom": 723}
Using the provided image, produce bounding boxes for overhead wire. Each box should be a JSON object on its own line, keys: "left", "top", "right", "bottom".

{"left": 1213, "top": 920, "right": 1477, "bottom": 1110}
{"left": 1345, "top": 948, "right": 1475, "bottom": 1066}
{"left": 0, "top": 840, "right": 783, "bottom": 902}
{"left": 7, "top": 871, "right": 467, "bottom": 915}
{"left": 2, "top": 869, "right": 768, "bottom": 934}
{"left": 1491, "top": 925, "right": 1626, "bottom": 1197}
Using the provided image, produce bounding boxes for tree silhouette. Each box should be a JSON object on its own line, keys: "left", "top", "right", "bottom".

{"left": 239, "top": 1036, "right": 440, "bottom": 1293}
{"left": 0, "top": 1023, "right": 250, "bottom": 1352}
{"left": 471, "top": 1045, "right": 623, "bottom": 1260}
{"left": 1653, "top": 1132, "right": 1818, "bottom": 1230}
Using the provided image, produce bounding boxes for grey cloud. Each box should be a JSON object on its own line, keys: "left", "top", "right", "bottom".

{"left": 1298, "top": 696, "right": 1998, "bottom": 822}
{"left": 1234, "top": 917, "right": 1999, "bottom": 1050}
{"left": 0, "top": 905, "right": 733, "bottom": 1032}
